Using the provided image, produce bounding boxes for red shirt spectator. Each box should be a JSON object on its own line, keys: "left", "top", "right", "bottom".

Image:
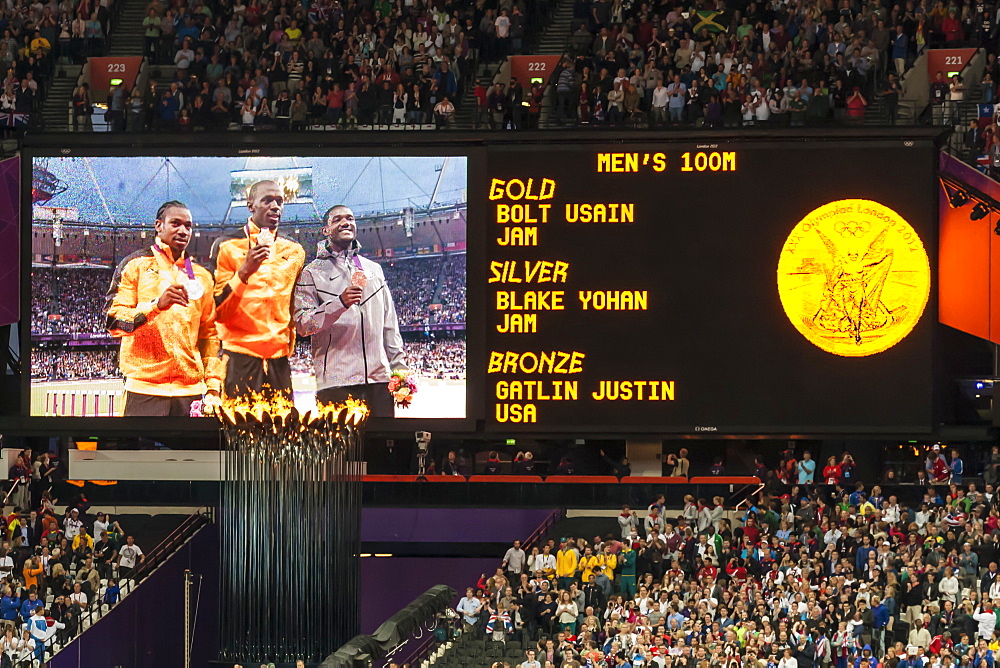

{"left": 847, "top": 88, "right": 867, "bottom": 119}
{"left": 942, "top": 12, "right": 963, "bottom": 41}
{"left": 823, "top": 457, "right": 842, "bottom": 485}
{"left": 326, "top": 87, "right": 343, "bottom": 110}
{"left": 725, "top": 560, "right": 748, "bottom": 583}
{"left": 929, "top": 453, "right": 950, "bottom": 482}
{"left": 743, "top": 521, "right": 760, "bottom": 545}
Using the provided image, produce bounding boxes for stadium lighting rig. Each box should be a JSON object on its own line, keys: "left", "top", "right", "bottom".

{"left": 939, "top": 173, "right": 1000, "bottom": 233}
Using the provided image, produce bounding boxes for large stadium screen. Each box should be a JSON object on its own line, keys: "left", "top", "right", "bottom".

{"left": 486, "top": 141, "right": 937, "bottom": 432}
{"left": 29, "top": 155, "right": 468, "bottom": 420}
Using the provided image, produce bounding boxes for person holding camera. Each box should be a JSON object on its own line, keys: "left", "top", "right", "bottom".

{"left": 665, "top": 74, "right": 687, "bottom": 124}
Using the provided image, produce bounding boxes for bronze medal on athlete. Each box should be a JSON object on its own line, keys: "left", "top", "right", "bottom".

{"left": 351, "top": 271, "right": 368, "bottom": 289}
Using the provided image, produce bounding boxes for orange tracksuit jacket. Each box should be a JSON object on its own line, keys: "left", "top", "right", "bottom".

{"left": 105, "top": 240, "right": 221, "bottom": 397}
{"left": 210, "top": 222, "right": 305, "bottom": 360}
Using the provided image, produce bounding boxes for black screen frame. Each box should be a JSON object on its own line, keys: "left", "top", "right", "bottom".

{"left": 14, "top": 129, "right": 943, "bottom": 438}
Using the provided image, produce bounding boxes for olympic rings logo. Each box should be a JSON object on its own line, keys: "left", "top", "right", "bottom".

{"left": 834, "top": 220, "right": 871, "bottom": 237}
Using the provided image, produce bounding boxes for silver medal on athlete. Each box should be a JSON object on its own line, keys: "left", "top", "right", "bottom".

{"left": 182, "top": 276, "right": 204, "bottom": 301}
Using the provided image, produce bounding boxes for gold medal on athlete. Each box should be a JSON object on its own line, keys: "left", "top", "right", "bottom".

{"left": 256, "top": 228, "right": 275, "bottom": 247}
{"left": 776, "top": 199, "right": 930, "bottom": 357}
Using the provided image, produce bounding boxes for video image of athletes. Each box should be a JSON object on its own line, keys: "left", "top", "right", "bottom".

{"left": 30, "top": 155, "right": 468, "bottom": 419}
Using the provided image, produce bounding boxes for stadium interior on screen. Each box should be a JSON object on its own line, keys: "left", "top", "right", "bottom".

{"left": 29, "top": 155, "right": 468, "bottom": 419}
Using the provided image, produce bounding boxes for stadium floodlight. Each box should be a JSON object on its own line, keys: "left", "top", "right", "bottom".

{"left": 949, "top": 190, "right": 969, "bottom": 208}
{"left": 970, "top": 202, "right": 990, "bottom": 221}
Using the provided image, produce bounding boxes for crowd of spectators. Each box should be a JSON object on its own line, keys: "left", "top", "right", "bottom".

{"left": 403, "top": 339, "right": 466, "bottom": 380}
{"left": 434, "top": 253, "right": 466, "bottom": 324}
{"left": 31, "top": 254, "right": 466, "bottom": 382}
{"left": 30, "top": 255, "right": 464, "bottom": 336}
{"left": 31, "top": 268, "right": 112, "bottom": 336}
{"left": 31, "top": 254, "right": 466, "bottom": 380}
{"left": 1, "top": 0, "right": 118, "bottom": 134}
{"left": 381, "top": 254, "right": 466, "bottom": 325}
{"left": 67, "top": 0, "right": 1000, "bottom": 134}
{"left": 957, "top": 58, "right": 1000, "bottom": 168}
{"left": 445, "top": 451, "right": 1000, "bottom": 668}
{"left": 383, "top": 256, "right": 449, "bottom": 325}
{"left": 288, "top": 337, "right": 466, "bottom": 380}
{"left": 94, "top": 0, "right": 547, "bottom": 132}
{"left": 30, "top": 348, "right": 120, "bottom": 381}
{"left": 7, "top": 0, "right": 1000, "bottom": 135}
{"left": 539, "top": 0, "right": 999, "bottom": 129}
{"left": 0, "top": 448, "right": 139, "bottom": 665}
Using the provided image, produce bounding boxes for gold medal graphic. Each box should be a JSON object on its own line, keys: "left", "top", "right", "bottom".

{"left": 777, "top": 199, "right": 930, "bottom": 357}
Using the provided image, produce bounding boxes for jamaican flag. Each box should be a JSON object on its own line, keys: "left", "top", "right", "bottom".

{"left": 693, "top": 8, "right": 729, "bottom": 33}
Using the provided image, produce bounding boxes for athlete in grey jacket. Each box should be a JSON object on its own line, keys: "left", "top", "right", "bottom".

{"left": 292, "top": 204, "right": 406, "bottom": 416}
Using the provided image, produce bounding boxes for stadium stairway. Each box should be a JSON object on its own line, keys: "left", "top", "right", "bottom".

{"left": 534, "top": 2, "right": 574, "bottom": 128}
{"left": 108, "top": 0, "right": 150, "bottom": 57}
{"left": 536, "top": 1, "right": 575, "bottom": 56}
{"left": 453, "top": 63, "right": 500, "bottom": 129}
{"left": 38, "top": 64, "right": 82, "bottom": 131}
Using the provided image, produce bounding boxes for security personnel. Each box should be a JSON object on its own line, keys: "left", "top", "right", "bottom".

{"left": 211, "top": 180, "right": 305, "bottom": 400}
{"left": 105, "top": 200, "right": 221, "bottom": 416}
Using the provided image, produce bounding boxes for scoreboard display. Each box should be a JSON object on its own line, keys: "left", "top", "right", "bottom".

{"left": 484, "top": 141, "right": 936, "bottom": 433}
{"left": 22, "top": 137, "right": 938, "bottom": 434}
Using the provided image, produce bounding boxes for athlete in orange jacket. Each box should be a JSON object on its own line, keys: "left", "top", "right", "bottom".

{"left": 105, "top": 201, "right": 221, "bottom": 416}
{"left": 211, "top": 180, "right": 305, "bottom": 399}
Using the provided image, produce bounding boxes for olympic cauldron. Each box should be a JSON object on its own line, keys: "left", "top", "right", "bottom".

{"left": 217, "top": 391, "right": 369, "bottom": 664}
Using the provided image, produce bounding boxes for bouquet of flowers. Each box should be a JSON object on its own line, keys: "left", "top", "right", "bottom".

{"left": 387, "top": 371, "right": 418, "bottom": 409}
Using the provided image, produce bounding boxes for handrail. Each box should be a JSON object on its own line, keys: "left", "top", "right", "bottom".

{"left": 467, "top": 475, "right": 545, "bottom": 483}
{"left": 390, "top": 626, "right": 439, "bottom": 668}
{"left": 689, "top": 476, "right": 760, "bottom": 485}
{"left": 43, "top": 508, "right": 211, "bottom": 663}
{"left": 399, "top": 507, "right": 565, "bottom": 668}
{"left": 129, "top": 508, "right": 211, "bottom": 581}
{"left": 522, "top": 508, "right": 563, "bottom": 552}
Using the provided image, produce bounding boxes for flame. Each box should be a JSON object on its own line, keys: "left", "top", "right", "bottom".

{"left": 219, "top": 387, "right": 369, "bottom": 429}
{"left": 279, "top": 176, "right": 301, "bottom": 202}
{"left": 318, "top": 396, "right": 370, "bottom": 426}
{"left": 243, "top": 176, "right": 302, "bottom": 204}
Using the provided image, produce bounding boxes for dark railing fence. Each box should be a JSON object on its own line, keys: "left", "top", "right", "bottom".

{"left": 326, "top": 585, "right": 457, "bottom": 668}
{"left": 393, "top": 508, "right": 564, "bottom": 668}
{"left": 44, "top": 508, "right": 211, "bottom": 664}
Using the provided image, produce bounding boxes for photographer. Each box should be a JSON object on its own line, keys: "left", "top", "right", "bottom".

{"left": 618, "top": 505, "right": 638, "bottom": 540}
{"left": 666, "top": 448, "right": 689, "bottom": 478}
{"left": 665, "top": 74, "right": 686, "bottom": 124}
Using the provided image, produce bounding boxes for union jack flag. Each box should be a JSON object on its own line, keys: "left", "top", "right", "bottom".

{"left": 1, "top": 112, "right": 28, "bottom": 128}
{"left": 485, "top": 611, "right": 511, "bottom": 635}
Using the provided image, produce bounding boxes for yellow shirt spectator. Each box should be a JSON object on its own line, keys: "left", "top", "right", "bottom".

{"left": 73, "top": 533, "right": 94, "bottom": 552}
{"left": 603, "top": 552, "right": 618, "bottom": 580}
{"left": 284, "top": 25, "right": 302, "bottom": 44}
{"left": 578, "top": 554, "right": 599, "bottom": 583}
{"left": 556, "top": 547, "right": 578, "bottom": 578}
